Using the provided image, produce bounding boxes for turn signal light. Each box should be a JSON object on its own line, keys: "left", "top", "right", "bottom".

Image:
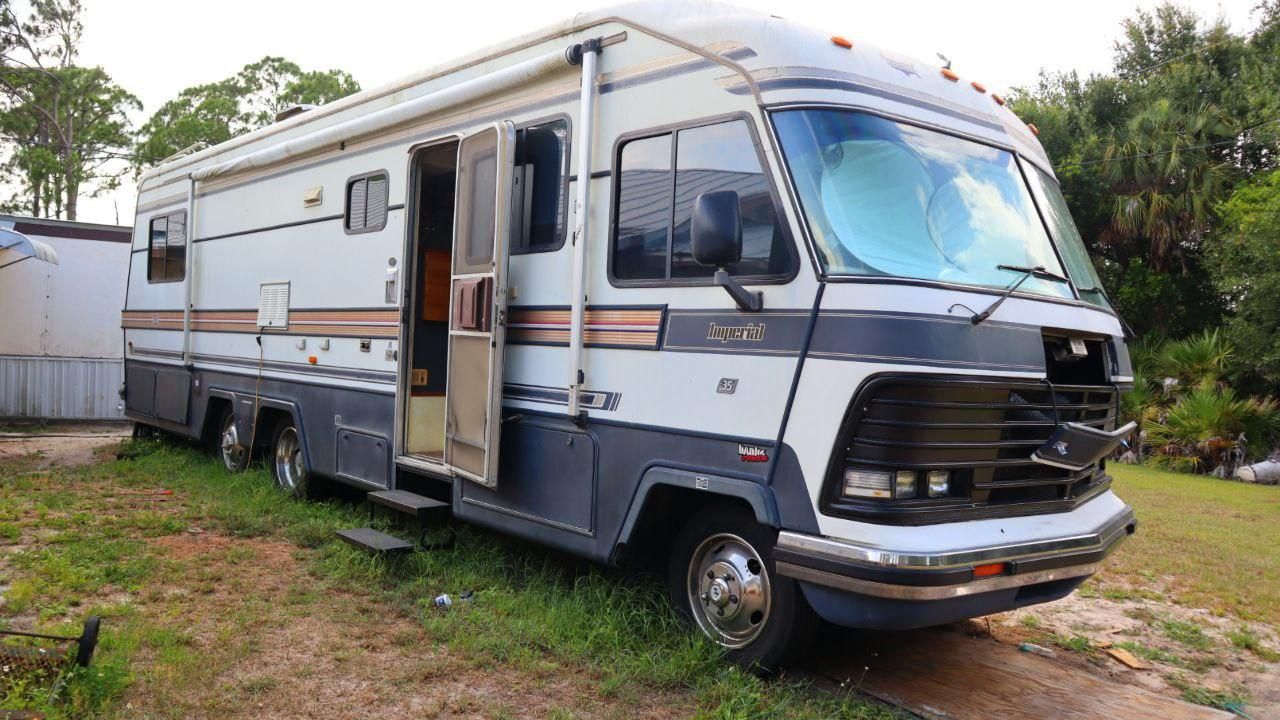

{"left": 308, "top": 355, "right": 318, "bottom": 364}
{"left": 974, "top": 563, "right": 1007, "bottom": 578}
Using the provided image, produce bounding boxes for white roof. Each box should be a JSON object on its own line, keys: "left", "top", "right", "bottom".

{"left": 141, "top": 0, "right": 1051, "bottom": 186}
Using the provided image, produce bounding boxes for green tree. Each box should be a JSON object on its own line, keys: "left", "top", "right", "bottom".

{"left": 1100, "top": 99, "right": 1235, "bottom": 273}
{"left": 134, "top": 56, "right": 360, "bottom": 169}
{"left": 0, "top": 0, "right": 138, "bottom": 219}
{"left": 1208, "top": 169, "right": 1280, "bottom": 394}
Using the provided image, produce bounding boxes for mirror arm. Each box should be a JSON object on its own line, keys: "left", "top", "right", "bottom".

{"left": 714, "top": 269, "right": 763, "bottom": 312}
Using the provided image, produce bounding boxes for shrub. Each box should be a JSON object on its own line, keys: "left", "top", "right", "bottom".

{"left": 1144, "top": 386, "right": 1280, "bottom": 475}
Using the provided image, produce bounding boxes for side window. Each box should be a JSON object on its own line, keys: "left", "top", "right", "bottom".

{"left": 511, "top": 118, "right": 569, "bottom": 253}
{"left": 147, "top": 211, "right": 187, "bottom": 283}
{"left": 612, "top": 118, "right": 792, "bottom": 283}
{"left": 346, "top": 172, "right": 389, "bottom": 234}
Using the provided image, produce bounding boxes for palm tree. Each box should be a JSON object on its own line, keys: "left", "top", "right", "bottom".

{"left": 1100, "top": 100, "right": 1235, "bottom": 273}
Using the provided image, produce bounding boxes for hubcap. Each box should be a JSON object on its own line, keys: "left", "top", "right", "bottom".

{"left": 220, "top": 418, "right": 246, "bottom": 471}
{"left": 687, "top": 533, "right": 771, "bottom": 648}
{"left": 274, "top": 426, "right": 305, "bottom": 494}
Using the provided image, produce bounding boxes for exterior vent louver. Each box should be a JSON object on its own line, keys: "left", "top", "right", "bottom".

{"left": 256, "top": 282, "right": 290, "bottom": 329}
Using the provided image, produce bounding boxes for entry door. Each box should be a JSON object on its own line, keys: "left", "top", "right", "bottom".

{"left": 445, "top": 122, "right": 516, "bottom": 487}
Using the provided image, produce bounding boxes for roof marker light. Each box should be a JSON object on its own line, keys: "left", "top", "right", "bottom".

{"left": 971, "top": 80, "right": 986, "bottom": 93}
{"left": 1027, "top": 123, "right": 1040, "bottom": 135}
{"left": 831, "top": 36, "right": 853, "bottom": 49}
{"left": 940, "top": 68, "right": 959, "bottom": 81}
{"left": 992, "top": 93, "right": 1006, "bottom": 106}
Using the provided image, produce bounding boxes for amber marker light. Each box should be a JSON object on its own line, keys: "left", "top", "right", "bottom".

{"left": 831, "top": 35, "right": 853, "bottom": 49}
{"left": 971, "top": 80, "right": 986, "bottom": 93}
{"left": 308, "top": 355, "right": 318, "bottom": 364}
{"left": 941, "top": 68, "right": 959, "bottom": 81}
{"left": 992, "top": 93, "right": 1006, "bottom": 106}
{"left": 973, "top": 563, "right": 1007, "bottom": 579}
{"left": 1027, "top": 122, "right": 1040, "bottom": 135}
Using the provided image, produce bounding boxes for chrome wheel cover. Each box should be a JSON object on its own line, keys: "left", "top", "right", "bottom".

{"left": 273, "top": 426, "right": 305, "bottom": 494}
{"left": 687, "top": 533, "right": 771, "bottom": 648}
{"left": 220, "top": 417, "right": 246, "bottom": 472}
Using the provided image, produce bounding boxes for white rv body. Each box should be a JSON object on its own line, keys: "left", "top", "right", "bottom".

{"left": 122, "top": 0, "right": 1136, "bottom": 654}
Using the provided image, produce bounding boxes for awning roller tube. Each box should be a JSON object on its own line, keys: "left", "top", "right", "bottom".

{"left": 191, "top": 45, "right": 579, "bottom": 182}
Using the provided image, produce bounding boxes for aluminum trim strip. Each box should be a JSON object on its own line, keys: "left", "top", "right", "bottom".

{"left": 776, "top": 561, "right": 1102, "bottom": 600}
{"left": 777, "top": 506, "right": 1134, "bottom": 569}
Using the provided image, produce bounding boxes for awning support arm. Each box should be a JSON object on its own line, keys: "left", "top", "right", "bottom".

{"left": 566, "top": 37, "right": 602, "bottom": 423}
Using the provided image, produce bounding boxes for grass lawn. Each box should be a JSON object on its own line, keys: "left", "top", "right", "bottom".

{"left": 0, "top": 439, "right": 904, "bottom": 719}
{"left": 1099, "top": 463, "right": 1280, "bottom": 626}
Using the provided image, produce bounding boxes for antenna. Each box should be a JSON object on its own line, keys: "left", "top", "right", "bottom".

{"left": 936, "top": 52, "right": 952, "bottom": 70}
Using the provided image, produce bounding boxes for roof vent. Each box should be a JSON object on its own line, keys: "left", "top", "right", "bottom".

{"left": 275, "top": 104, "right": 317, "bottom": 123}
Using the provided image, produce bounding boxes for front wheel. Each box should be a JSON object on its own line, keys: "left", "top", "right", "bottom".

{"left": 270, "top": 421, "right": 309, "bottom": 498}
{"left": 668, "top": 505, "right": 817, "bottom": 674}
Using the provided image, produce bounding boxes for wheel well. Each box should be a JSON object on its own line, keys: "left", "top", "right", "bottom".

{"left": 619, "top": 485, "right": 763, "bottom": 570}
{"left": 253, "top": 406, "right": 294, "bottom": 448}
{"left": 201, "top": 397, "right": 232, "bottom": 446}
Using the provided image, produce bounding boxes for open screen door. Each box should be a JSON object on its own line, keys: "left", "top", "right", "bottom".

{"left": 445, "top": 122, "right": 516, "bottom": 487}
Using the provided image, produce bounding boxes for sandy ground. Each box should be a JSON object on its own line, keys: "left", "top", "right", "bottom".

{"left": 0, "top": 420, "right": 131, "bottom": 468}
{"left": 987, "top": 586, "right": 1280, "bottom": 718}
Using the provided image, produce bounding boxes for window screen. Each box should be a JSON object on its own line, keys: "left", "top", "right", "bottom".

{"left": 346, "top": 172, "right": 389, "bottom": 233}
{"left": 612, "top": 119, "right": 790, "bottom": 283}
{"left": 511, "top": 119, "right": 569, "bottom": 253}
{"left": 147, "top": 211, "right": 187, "bottom": 283}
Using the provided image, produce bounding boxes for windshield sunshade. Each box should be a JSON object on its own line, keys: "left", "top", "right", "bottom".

{"left": 772, "top": 109, "right": 1072, "bottom": 300}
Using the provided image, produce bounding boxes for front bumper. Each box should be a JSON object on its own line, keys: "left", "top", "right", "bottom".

{"left": 774, "top": 503, "right": 1136, "bottom": 628}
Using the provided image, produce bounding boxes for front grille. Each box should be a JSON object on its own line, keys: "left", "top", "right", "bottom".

{"left": 824, "top": 375, "right": 1119, "bottom": 524}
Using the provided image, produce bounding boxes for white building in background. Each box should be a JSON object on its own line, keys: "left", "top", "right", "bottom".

{"left": 0, "top": 214, "right": 132, "bottom": 419}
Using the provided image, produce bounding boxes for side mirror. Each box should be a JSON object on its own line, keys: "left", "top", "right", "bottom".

{"left": 692, "top": 190, "right": 743, "bottom": 268}
{"left": 691, "top": 191, "right": 762, "bottom": 312}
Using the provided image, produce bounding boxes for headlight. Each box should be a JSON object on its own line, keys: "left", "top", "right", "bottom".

{"left": 895, "top": 470, "right": 917, "bottom": 499}
{"left": 842, "top": 468, "right": 891, "bottom": 499}
{"left": 927, "top": 470, "right": 950, "bottom": 498}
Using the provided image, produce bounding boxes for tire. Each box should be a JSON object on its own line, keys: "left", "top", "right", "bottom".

{"left": 667, "top": 504, "right": 817, "bottom": 674}
{"left": 217, "top": 408, "right": 249, "bottom": 473}
{"left": 269, "top": 420, "right": 309, "bottom": 498}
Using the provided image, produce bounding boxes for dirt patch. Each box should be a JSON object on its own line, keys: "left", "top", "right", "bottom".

{"left": 986, "top": 580, "right": 1280, "bottom": 718}
{"left": 0, "top": 422, "right": 130, "bottom": 469}
{"left": 128, "top": 532, "right": 693, "bottom": 719}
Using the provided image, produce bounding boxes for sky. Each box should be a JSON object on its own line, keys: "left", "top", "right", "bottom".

{"left": 43, "top": 0, "right": 1271, "bottom": 225}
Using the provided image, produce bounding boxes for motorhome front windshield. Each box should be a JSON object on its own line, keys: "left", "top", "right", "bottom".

{"left": 773, "top": 108, "right": 1095, "bottom": 303}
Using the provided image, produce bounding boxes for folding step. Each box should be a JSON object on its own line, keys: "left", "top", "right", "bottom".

{"left": 336, "top": 527, "right": 413, "bottom": 555}
{"left": 367, "top": 489, "right": 449, "bottom": 519}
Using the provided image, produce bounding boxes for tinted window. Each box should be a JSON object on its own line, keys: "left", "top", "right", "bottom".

{"left": 614, "top": 134, "right": 671, "bottom": 281}
{"left": 147, "top": 211, "right": 186, "bottom": 283}
{"left": 512, "top": 119, "right": 569, "bottom": 253}
{"left": 613, "top": 119, "right": 790, "bottom": 283}
{"left": 671, "top": 122, "right": 786, "bottom": 278}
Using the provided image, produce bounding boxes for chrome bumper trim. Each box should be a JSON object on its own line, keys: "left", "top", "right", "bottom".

{"left": 777, "top": 560, "right": 1102, "bottom": 600}
{"left": 776, "top": 505, "right": 1135, "bottom": 570}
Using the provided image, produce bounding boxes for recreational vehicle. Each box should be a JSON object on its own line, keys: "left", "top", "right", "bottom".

{"left": 121, "top": 1, "right": 1138, "bottom": 669}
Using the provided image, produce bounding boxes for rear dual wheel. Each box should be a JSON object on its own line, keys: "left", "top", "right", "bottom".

{"left": 269, "top": 421, "right": 308, "bottom": 498}
{"left": 668, "top": 505, "right": 817, "bottom": 673}
{"left": 216, "top": 410, "right": 308, "bottom": 498}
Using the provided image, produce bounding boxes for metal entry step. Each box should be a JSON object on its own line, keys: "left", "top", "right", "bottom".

{"left": 368, "top": 489, "right": 448, "bottom": 518}
{"left": 336, "top": 527, "right": 414, "bottom": 555}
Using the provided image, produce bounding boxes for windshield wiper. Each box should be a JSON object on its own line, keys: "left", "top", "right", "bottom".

{"left": 967, "top": 264, "right": 1069, "bottom": 326}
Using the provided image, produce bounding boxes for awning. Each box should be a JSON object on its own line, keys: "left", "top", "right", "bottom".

{"left": 0, "top": 225, "right": 59, "bottom": 268}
